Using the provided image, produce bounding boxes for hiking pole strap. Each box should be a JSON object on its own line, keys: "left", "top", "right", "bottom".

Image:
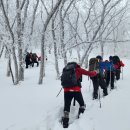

{"left": 110, "top": 66, "right": 112, "bottom": 91}
{"left": 73, "top": 98, "right": 76, "bottom": 106}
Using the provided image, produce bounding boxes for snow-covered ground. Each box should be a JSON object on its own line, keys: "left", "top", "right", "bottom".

{"left": 0, "top": 54, "right": 130, "bottom": 130}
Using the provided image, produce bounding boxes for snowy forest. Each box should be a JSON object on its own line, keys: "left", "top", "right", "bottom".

{"left": 0, "top": 0, "right": 130, "bottom": 84}
{"left": 0, "top": 0, "right": 130, "bottom": 130}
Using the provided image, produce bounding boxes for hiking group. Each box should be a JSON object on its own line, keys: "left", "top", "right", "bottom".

{"left": 25, "top": 52, "right": 40, "bottom": 68}
{"left": 25, "top": 52, "right": 48, "bottom": 68}
{"left": 60, "top": 55, "right": 124, "bottom": 128}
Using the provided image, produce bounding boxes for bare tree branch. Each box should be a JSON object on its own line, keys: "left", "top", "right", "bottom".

{"left": 30, "top": 0, "right": 39, "bottom": 36}
{"left": 41, "top": 0, "right": 49, "bottom": 15}
{"left": 20, "top": 0, "right": 27, "bottom": 10}
{"left": 39, "top": 0, "right": 63, "bottom": 84}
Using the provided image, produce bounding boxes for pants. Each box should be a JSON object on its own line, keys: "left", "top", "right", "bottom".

{"left": 63, "top": 91, "right": 85, "bottom": 127}
{"left": 25, "top": 61, "right": 32, "bottom": 68}
{"left": 106, "top": 71, "right": 115, "bottom": 89}
{"left": 115, "top": 69, "right": 121, "bottom": 80}
{"left": 91, "top": 75, "right": 108, "bottom": 99}
{"left": 32, "top": 60, "right": 39, "bottom": 67}
{"left": 64, "top": 91, "right": 85, "bottom": 112}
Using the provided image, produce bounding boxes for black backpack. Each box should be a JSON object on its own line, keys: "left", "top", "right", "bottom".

{"left": 32, "top": 53, "right": 37, "bottom": 60}
{"left": 89, "top": 58, "right": 99, "bottom": 71}
{"left": 61, "top": 62, "right": 79, "bottom": 88}
{"left": 112, "top": 56, "right": 120, "bottom": 65}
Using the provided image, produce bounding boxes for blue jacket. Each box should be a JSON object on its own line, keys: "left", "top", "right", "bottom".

{"left": 99, "top": 61, "right": 115, "bottom": 76}
{"left": 99, "top": 62, "right": 106, "bottom": 76}
{"left": 105, "top": 61, "right": 115, "bottom": 71}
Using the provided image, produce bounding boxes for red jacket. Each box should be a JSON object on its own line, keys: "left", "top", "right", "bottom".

{"left": 114, "top": 61, "right": 125, "bottom": 70}
{"left": 64, "top": 64, "right": 97, "bottom": 92}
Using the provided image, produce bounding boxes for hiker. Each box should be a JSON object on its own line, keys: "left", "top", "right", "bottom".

{"left": 61, "top": 62, "right": 97, "bottom": 128}
{"left": 25, "top": 52, "right": 32, "bottom": 68}
{"left": 89, "top": 56, "right": 108, "bottom": 100}
{"left": 105, "top": 56, "right": 116, "bottom": 89}
{"left": 30, "top": 52, "right": 39, "bottom": 67}
{"left": 112, "top": 55, "right": 125, "bottom": 80}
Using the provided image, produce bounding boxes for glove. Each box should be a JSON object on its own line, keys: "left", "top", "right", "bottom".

{"left": 120, "top": 61, "right": 125, "bottom": 67}
{"left": 89, "top": 71, "right": 97, "bottom": 77}
{"left": 114, "top": 64, "right": 119, "bottom": 69}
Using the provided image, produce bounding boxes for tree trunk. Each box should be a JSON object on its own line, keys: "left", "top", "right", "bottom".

{"left": 38, "top": 0, "right": 63, "bottom": 84}
{"left": 84, "top": 54, "right": 89, "bottom": 69}
{"left": 0, "top": 0, "right": 19, "bottom": 84}
{"left": 52, "top": 17, "right": 60, "bottom": 79}
{"left": 39, "top": 30, "right": 45, "bottom": 84}
{"left": 59, "top": 2, "right": 67, "bottom": 66}
{"left": 8, "top": 56, "right": 15, "bottom": 84}
{"left": 80, "top": 3, "right": 106, "bottom": 66}
{"left": 16, "top": 0, "right": 24, "bottom": 81}
{"left": 12, "top": 46, "right": 19, "bottom": 85}
{"left": 0, "top": 45, "right": 4, "bottom": 58}
{"left": 6, "top": 58, "right": 11, "bottom": 77}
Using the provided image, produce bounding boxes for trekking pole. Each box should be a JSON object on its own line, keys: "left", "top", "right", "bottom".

{"left": 114, "top": 72, "right": 117, "bottom": 89}
{"left": 56, "top": 87, "right": 63, "bottom": 97}
{"left": 98, "top": 88, "right": 102, "bottom": 108}
{"left": 109, "top": 66, "right": 112, "bottom": 91}
{"left": 121, "top": 67, "right": 123, "bottom": 80}
{"left": 89, "top": 79, "right": 91, "bottom": 91}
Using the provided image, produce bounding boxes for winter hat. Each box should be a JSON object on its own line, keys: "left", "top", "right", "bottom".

{"left": 96, "top": 55, "right": 103, "bottom": 61}
{"left": 109, "top": 56, "right": 113, "bottom": 60}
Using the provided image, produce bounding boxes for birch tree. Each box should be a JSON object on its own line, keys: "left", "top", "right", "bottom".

{"left": 26, "top": 0, "right": 39, "bottom": 52}
{"left": 51, "top": 0, "right": 60, "bottom": 79}
{"left": 38, "top": 0, "right": 63, "bottom": 84}
{"left": 59, "top": 0, "right": 75, "bottom": 65}
{"left": 0, "top": 0, "right": 19, "bottom": 84}
{"left": 78, "top": 0, "right": 124, "bottom": 65}
{"left": 99, "top": 1, "right": 128, "bottom": 56}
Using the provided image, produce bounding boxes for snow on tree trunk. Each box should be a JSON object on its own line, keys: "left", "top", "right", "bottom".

{"left": 80, "top": 0, "right": 111, "bottom": 66}
{"left": 0, "top": 45, "right": 4, "bottom": 58}
{"left": 6, "top": 57, "right": 11, "bottom": 77}
{"left": 12, "top": 46, "right": 19, "bottom": 85}
{"left": 59, "top": 3, "right": 67, "bottom": 66}
{"left": 84, "top": 54, "right": 89, "bottom": 69}
{"left": 0, "top": 0, "right": 19, "bottom": 85}
{"left": 16, "top": 0, "right": 24, "bottom": 81}
{"left": 38, "top": 0, "right": 63, "bottom": 84}
{"left": 52, "top": 17, "right": 60, "bottom": 79}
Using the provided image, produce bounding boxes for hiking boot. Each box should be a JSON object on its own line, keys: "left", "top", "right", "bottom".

{"left": 111, "top": 85, "right": 114, "bottom": 89}
{"left": 111, "top": 87, "right": 114, "bottom": 90}
{"left": 103, "top": 92, "right": 108, "bottom": 96}
{"left": 93, "top": 93, "right": 98, "bottom": 100}
{"left": 61, "top": 111, "right": 69, "bottom": 128}
{"left": 62, "top": 117, "right": 69, "bottom": 128}
{"left": 103, "top": 89, "right": 108, "bottom": 96}
{"left": 78, "top": 105, "right": 86, "bottom": 118}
